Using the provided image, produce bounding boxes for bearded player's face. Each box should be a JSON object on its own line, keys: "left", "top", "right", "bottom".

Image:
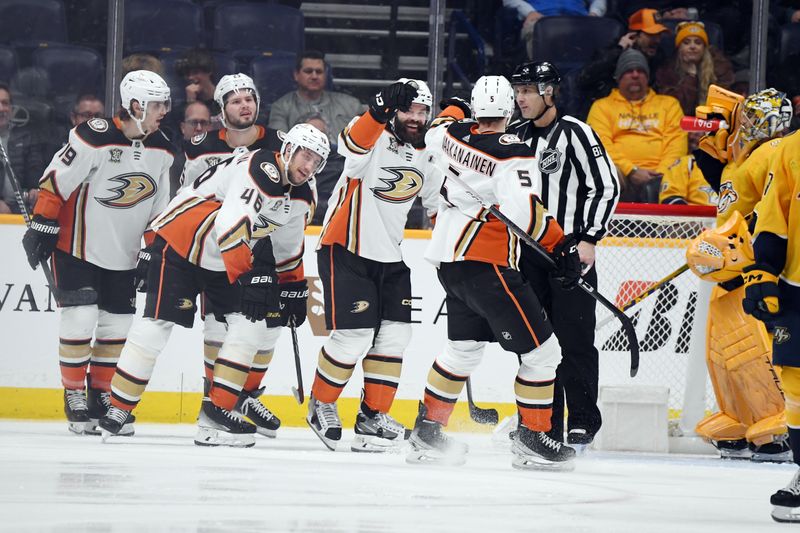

{"left": 225, "top": 91, "right": 257, "bottom": 129}
{"left": 394, "top": 103, "right": 428, "bottom": 145}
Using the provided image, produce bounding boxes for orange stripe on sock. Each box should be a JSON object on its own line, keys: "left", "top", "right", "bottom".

{"left": 311, "top": 372, "right": 344, "bottom": 404}
{"left": 423, "top": 391, "right": 457, "bottom": 425}
{"left": 60, "top": 364, "right": 88, "bottom": 390}
{"left": 88, "top": 366, "right": 116, "bottom": 392}
{"left": 364, "top": 381, "right": 398, "bottom": 413}
{"left": 519, "top": 405, "right": 552, "bottom": 432}
{"left": 209, "top": 386, "right": 240, "bottom": 411}
{"left": 244, "top": 368, "right": 266, "bottom": 392}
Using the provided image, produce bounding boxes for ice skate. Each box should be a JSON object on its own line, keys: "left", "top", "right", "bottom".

{"left": 406, "top": 403, "right": 467, "bottom": 466}
{"left": 512, "top": 426, "right": 576, "bottom": 471}
{"left": 771, "top": 469, "right": 800, "bottom": 522}
{"left": 236, "top": 387, "right": 281, "bottom": 438}
{"left": 63, "top": 389, "right": 90, "bottom": 435}
{"left": 751, "top": 435, "right": 793, "bottom": 463}
{"left": 86, "top": 387, "right": 130, "bottom": 436}
{"left": 306, "top": 395, "right": 342, "bottom": 451}
{"left": 98, "top": 406, "right": 136, "bottom": 442}
{"left": 351, "top": 400, "right": 405, "bottom": 453}
{"left": 713, "top": 438, "right": 752, "bottom": 460}
{"left": 194, "top": 399, "right": 256, "bottom": 447}
{"left": 566, "top": 428, "right": 595, "bottom": 456}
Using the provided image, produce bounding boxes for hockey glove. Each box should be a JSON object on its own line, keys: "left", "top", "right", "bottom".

{"left": 21, "top": 214, "right": 59, "bottom": 269}
{"left": 279, "top": 279, "right": 309, "bottom": 327}
{"left": 439, "top": 96, "right": 472, "bottom": 119}
{"left": 237, "top": 267, "right": 280, "bottom": 323}
{"left": 251, "top": 237, "right": 275, "bottom": 268}
{"left": 369, "top": 81, "right": 419, "bottom": 123}
{"left": 551, "top": 234, "right": 582, "bottom": 290}
{"left": 742, "top": 263, "right": 781, "bottom": 322}
{"left": 133, "top": 247, "right": 152, "bottom": 293}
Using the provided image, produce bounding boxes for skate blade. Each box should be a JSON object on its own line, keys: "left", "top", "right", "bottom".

{"left": 68, "top": 421, "right": 90, "bottom": 435}
{"left": 511, "top": 453, "right": 575, "bottom": 472}
{"left": 569, "top": 443, "right": 590, "bottom": 456}
{"left": 194, "top": 427, "right": 255, "bottom": 448}
{"left": 255, "top": 427, "right": 278, "bottom": 439}
{"left": 405, "top": 447, "right": 466, "bottom": 466}
{"left": 719, "top": 448, "right": 752, "bottom": 460}
{"left": 351, "top": 434, "right": 402, "bottom": 453}
{"left": 751, "top": 451, "right": 793, "bottom": 463}
{"left": 89, "top": 421, "right": 135, "bottom": 437}
{"left": 306, "top": 418, "right": 339, "bottom": 451}
{"left": 772, "top": 505, "right": 800, "bottom": 523}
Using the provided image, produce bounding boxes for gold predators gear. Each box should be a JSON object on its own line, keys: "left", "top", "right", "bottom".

{"left": 730, "top": 89, "right": 793, "bottom": 164}
{"left": 695, "top": 85, "right": 744, "bottom": 163}
{"left": 695, "top": 285, "right": 786, "bottom": 451}
{"left": 686, "top": 210, "right": 754, "bottom": 283}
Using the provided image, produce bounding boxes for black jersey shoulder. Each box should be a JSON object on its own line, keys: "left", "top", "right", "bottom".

{"left": 289, "top": 179, "right": 314, "bottom": 205}
{"left": 184, "top": 130, "right": 232, "bottom": 160}
{"left": 142, "top": 129, "right": 177, "bottom": 156}
{"left": 445, "top": 120, "right": 532, "bottom": 160}
{"left": 73, "top": 117, "right": 130, "bottom": 147}
{"left": 251, "top": 126, "right": 284, "bottom": 152}
{"left": 248, "top": 148, "right": 285, "bottom": 197}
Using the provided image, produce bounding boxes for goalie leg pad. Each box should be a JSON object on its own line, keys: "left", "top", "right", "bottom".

{"left": 58, "top": 305, "right": 99, "bottom": 389}
{"left": 362, "top": 321, "right": 410, "bottom": 413}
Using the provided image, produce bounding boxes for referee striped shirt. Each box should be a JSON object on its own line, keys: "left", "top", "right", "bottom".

{"left": 507, "top": 115, "right": 620, "bottom": 244}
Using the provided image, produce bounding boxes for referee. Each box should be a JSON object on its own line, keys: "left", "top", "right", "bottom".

{"left": 508, "top": 61, "right": 620, "bottom": 451}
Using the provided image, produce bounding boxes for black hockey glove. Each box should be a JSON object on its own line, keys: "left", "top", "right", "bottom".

{"left": 439, "top": 96, "right": 472, "bottom": 119}
{"left": 742, "top": 263, "right": 781, "bottom": 323}
{"left": 251, "top": 237, "right": 275, "bottom": 268}
{"left": 279, "top": 279, "right": 309, "bottom": 327}
{"left": 551, "top": 235, "right": 581, "bottom": 290}
{"left": 133, "top": 246, "right": 153, "bottom": 293}
{"left": 237, "top": 266, "right": 280, "bottom": 323}
{"left": 21, "top": 214, "right": 59, "bottom": 269}
{"left": 369, "top": 81, "right": 419, "bottom": 123}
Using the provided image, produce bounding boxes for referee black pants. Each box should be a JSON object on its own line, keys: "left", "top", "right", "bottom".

{"left": 522, "top": 254, "right": 601, "bottom": 440}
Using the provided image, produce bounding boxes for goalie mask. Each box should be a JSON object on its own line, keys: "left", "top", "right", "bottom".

{"left": 471, "top": 75, "right": 515, "bottom": 120}
{"left": 214, "top": 73, "right": 260, "bottom": 130}
{"left": 120, "top": 70, "right": 171, "bottom": 136}
{"left": 280, "top": 123, "right": 330, "bottom": 184}
{"left": 687, "top": 210, "right": 754, "bottom": 283}
{"left": 731, "top": 88, "right": 792, "bottom": 163}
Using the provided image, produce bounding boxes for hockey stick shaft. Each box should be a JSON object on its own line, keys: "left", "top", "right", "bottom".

{"left": 445, "top": 169, "right": 639, "bottom": 377}
{"left": 290, "top": 317, "right": 304, "bottom": 404}
{"left": 595, "top": 263, "right": 690, "bottom": 331}
{"left": 465, "top": 377, "right": 499, "bottom": 425}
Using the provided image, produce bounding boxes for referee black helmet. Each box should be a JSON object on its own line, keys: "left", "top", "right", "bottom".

{"left": 511, "top": 61, "right": 561, "bottom": 97}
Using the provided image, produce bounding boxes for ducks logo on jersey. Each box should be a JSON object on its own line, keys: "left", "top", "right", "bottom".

{"left": 371, "top": 167, "right": 423, "bottom": 204}
{"left": 95, "top": 173, "right": 158, "bottom": 208}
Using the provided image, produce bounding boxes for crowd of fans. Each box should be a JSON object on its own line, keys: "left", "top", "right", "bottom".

{"left": 0, "top": 1, "right": 799, "bottom": 219}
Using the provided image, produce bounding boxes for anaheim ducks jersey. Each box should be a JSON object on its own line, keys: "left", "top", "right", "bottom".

{"left": 752, "top": 131, "right": 800, "bottom": 286}
{"left": 659, "top": 154, "right": 718, "bottom": 206}
{"left": 152, "top": 149, "right": 313, "bottom": 283}
{"left": 716, "top": 137, "right": 783, "bottom": 224}
{"left": 180, "top": 125, "right": 283, "bottom": 189}
{"left": 424, "top": 120, "right": 564, "bottom": 268}
{"left": 33, "top": 117, "right": 174, "bottom": 270}
{"left": 317, "top": 111, "right": 440, "bottom": 263}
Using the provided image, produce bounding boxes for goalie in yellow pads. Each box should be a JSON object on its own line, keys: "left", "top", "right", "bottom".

{"left": 686, "top": 86, "right": 793, "bottom": 461}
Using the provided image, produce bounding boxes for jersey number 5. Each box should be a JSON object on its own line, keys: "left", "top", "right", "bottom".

{"left": 517, "top": 170, "right": 532, "bottom": 187}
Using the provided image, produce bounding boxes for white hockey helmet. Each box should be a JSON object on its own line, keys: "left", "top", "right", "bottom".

{"left": 471, "top": 75, "right": 515, "bottom": 120}
{"left": 214, "top": 73, "right": 260, "bottom": 129}
{"left": 397, "top": 77, "right": 433, "bottom": 110}
{"left": 119, "top": 70, "right": 171, "bottom": 135}
{"left": 281, "top": 123, "right": 331, "bottom": 178}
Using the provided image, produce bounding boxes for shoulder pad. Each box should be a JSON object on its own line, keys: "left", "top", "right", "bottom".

{"left": 251, "top": 126, "right": 284, "bottom": 152}
{"left": 249, "top": 149, "right": 285, "bottom": 196}
{"left": 184, "top": 131, "right": 230, "bottom": 159}
{"left": 190, "top": 132, "right": 207, "bottom": 145}
{"left": 74, "top": 117, "right": 127, "bottom": 147}
{"left": 143, "top": 129, "right": 176, "bottom": 154}
{"left": 290, "top": 181, "right": 315, "bottom": 204}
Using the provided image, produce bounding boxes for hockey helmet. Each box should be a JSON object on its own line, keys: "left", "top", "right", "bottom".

{"left": 511, "top": 61, "right": 561, "bottom": 97}
{"left": 471, "top": 75, "right": 515, "bottom": 119}
{"left": 397, "top": 77, "right": 433, "bottom": 119}
{"left": 119, "top": 70, "right": 171, "bottom": 135}
{"left": 730, "top": 88, "right": 792, "bottom": 163}
{"left": 280, "top": 123, "right": 331, "bottom": 179}
{"left": 214, "top": 73, "right": 260, "bottom": 129}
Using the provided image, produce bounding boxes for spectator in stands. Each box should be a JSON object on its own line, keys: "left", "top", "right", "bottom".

{"left": 179, "top": 101, "right": 212, "bottom": 142}
{"left": 121, "top": 53, "right": 164, "bottom": 77}
{"left": 502, "top": 0, "right": 607, "bottom": 59}
{"left": 70, "top": 94, "right": 104, "bottom": 127}
{"left": 658, "top": 132, "right": 718, "bottom": 205}
{"left": 587, "top": 49, "right": 687, "bottom": 202}
{"left": 0, "top": 83, "right": 50, "bottom": 214}
{"left": 268, "top": 50, "right": 365, "bottom": 145}
{"left": 577, "top": 8, "right": 670, "bottom": 117}
{"left": 731, "top": 69, "right": 750, "bottom": 96}
{"left": 655, "top": 21, "right": 734, "bottom": 115}
{"left": 174, "top": 48, "right": 218, "bottom": 116}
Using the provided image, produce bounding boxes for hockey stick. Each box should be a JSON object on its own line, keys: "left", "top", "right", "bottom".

{"left": 0, "top": 141, "right": 96, "bottom": 306}
{"left": 289, "top": 317, "right": 304, "bottom": 404}
{"left": 445, "top": 167, "right": 640, "bottom": 377}
{"left": 595, "top": 263, "right": 690, "bottom": 331}
{"left": 466, "top": 377, "right": 499, "bottom": 425}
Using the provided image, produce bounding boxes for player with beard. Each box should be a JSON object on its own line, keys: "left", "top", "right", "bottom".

{"left": 308, "top": 79, "right": 441, "bottom": 452}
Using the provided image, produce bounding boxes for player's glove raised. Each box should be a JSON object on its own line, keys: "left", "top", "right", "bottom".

{"left": 133, "top": 246, "right": 153, "bottom": 293}
{"left": 279, "top": 279, "right": 309, "bottom": 327}
{"left": 439, "top": 96, "right": 472, "bottom": 119}
{"left": 21, "top": 214, "right": 59, "bottom": 269}
{"left": 742, "top": 263, "right": 781, "bottom": 322}
{"left": 551, "top": 234, "right": 581, "bottom": 290}
{"left": 369, "top": 81, "right": 419, "bottom": 123}
{"left": 237, "top": 266, "right": 280, "bottom": 323}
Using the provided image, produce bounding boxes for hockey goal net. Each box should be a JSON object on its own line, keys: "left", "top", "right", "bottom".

{"left": 595, "top": 203, "right": 717, "bottom": 420}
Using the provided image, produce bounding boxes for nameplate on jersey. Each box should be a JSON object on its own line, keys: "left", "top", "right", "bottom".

{"left": 442, "top": 135, "right": 496, "bottom": 177}
{"left": 538, "top": 147, "right": 562, "bottom": 174}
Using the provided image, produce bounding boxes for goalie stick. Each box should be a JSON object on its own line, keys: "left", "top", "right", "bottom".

{"left": 466, "top": 377, "right": 499, "bottom": 425}
{"left": 0, "top": 140, "right": 96, "bottom": 306}
{"left": 445, "top": 167, "right": 640, "bottom": 377}
{"left": 289, "top": 317, "right": 304, "bottom": 404}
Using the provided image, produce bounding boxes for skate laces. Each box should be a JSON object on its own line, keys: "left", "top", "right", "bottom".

{"left": 782, "top": 470, "right": 800, "bottom": 496}
{"left": 317, "top": 401, "right": 341, "bottom": 429}
{"left": 65, "top": 390, "right": 87, "bottom": 411}
{"left": 244, "top": 397, "right": 275, "bottom": 421}
{"left": 99, "top": 391, "right": 111, "bottom": 409}
{"left": 107, "top": 406, "right": 129, "bottom": 424}
{"left": 538, "top": 432, "right": 562, "bottom": 451}
{"left": 375, "top": 412, "right": 404, "bottom": 434}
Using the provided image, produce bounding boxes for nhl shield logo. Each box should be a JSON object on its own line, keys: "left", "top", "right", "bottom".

{"left": 538, "top": 148, "right": 562, "bottom": 174}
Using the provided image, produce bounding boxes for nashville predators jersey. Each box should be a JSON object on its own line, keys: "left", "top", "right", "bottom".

{"left": 180, "top": 125, "right": 283, "bottom": 189}
{"left": 317, "top": 111, "right": 440, "bottom": 263}
{"left": 152, "top": 149, "right": 314, "bottom": 283}
{"left": 33, "top": 117, "right": 174, "bottom": 271}
{"left": 659, "top": 154, "right": 718, "bottom": 206}
{"left": 424, "top": 120, "right": 564, "bottom": 268}
{"left": 716, "top": 137, "right": 783, "bottom": 224}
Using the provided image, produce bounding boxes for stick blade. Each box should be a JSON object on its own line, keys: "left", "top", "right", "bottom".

{"left": 469, "top": 404, "right": 499, "bottom": 425}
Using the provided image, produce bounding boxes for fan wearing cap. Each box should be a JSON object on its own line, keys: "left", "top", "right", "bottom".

{"left": 587, "top": 48, "right": 687, "bottom": 202}
{"left": 21, "top": 70, "right": 176, "bottom": 437}
{"left": 577, "top": 8, "right": 670, "bottom": 113}
{"left": 655, "top": 21, "right": 734, "bottom": 115}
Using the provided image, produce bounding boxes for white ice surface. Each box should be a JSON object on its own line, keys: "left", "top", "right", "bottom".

{"left": 0, "top": 420, "right": 794, "bottom": 532}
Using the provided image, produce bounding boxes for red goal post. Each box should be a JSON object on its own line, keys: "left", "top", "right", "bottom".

{"left": 595, "top": 202, "right": 717, "bottom": 424}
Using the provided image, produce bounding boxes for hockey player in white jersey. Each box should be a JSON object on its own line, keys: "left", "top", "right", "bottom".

{"left": 98, "top": 124, "right": 329, "bottom": 447}
{"left": 407, "top": 76, "right": 581, "bottom": 470}
{"left": 308, "top": 79, "right": 441, "bottom": 452}
{"left": 21, "top": 70, "right": 174, "bottom": 436}
{"left": 179, "top": 73, "right": 286, "bottom": 436}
